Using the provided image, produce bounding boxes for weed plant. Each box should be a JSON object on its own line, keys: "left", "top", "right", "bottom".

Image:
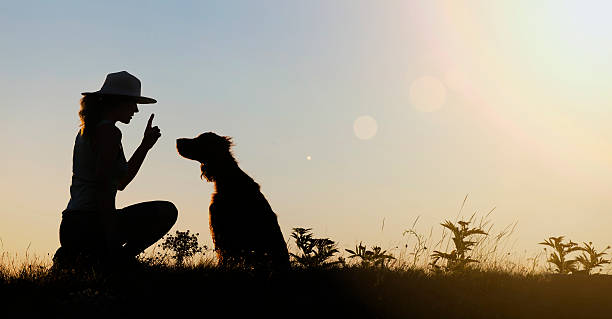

{"left": 575, "top": 242, "right": 610, "bottom": 274}
{"left": 396, "top": 195, "right": 523, "bottom": 274}
{"left": 401, "top": 216, "right": 431, "bottom": 270}
{"left": 289, "top": 227, "right": 342, "bottom": 268}
{"left": 430, "top": 219, "right": 488, "bottom": 272}
{"left": 345, "top": 243, "right": 395, "bottom": 268}
{"left": 540, "top": 237, "right": 611, "bottom": 274}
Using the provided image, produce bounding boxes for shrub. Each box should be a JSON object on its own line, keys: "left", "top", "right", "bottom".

{"left": 159, "top": 230, "right": 207, "bottom": 266}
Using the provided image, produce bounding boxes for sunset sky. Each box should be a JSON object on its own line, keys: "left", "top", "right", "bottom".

{"left": 2, "top": 1, "right": 612, "bottom": 261}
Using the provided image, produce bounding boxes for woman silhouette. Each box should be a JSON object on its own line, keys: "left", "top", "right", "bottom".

{"left": 54, "top": 71, "right": 177, "bottom": 270}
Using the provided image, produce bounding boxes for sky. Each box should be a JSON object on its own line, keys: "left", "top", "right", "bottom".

{"left": 2, "top": 1, "right": 612, "bottom": 262}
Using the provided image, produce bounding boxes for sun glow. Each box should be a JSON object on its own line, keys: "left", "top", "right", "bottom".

{"left": 410, "top": 76, "right": 447, "bottom": 112}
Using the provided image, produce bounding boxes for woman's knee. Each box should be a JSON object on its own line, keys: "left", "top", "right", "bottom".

{"left": 156, "top": 201, "right": 178, "bottom": 226}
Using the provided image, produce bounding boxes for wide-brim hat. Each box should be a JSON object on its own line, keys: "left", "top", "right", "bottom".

{"left": 81, "top": 71, "right": 157, "bottom": 104}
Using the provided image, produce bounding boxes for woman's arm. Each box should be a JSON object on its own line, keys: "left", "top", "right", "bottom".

{"left": 117, "top": 114, "right": 161, "bottom": 190}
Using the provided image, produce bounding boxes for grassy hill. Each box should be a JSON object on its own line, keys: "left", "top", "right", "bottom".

{"left": 2, "top": 261, "right": 611, "bottom": 319}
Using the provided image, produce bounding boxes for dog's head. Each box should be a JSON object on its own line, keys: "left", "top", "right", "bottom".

{"left": 176, "top": 132, "right": 234, "bottom": 181}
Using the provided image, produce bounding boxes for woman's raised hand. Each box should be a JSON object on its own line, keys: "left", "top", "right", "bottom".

{"left": 141, "top": 113, "right": 161, "bottom": 150}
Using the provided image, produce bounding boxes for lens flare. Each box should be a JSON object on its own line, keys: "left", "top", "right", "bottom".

{"left": 353, "top": 115, "right": 378, "bottom": 140}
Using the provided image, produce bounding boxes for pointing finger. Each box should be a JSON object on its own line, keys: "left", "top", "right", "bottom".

{"left": 147, "top": 114, "right": 155, "bottom": 128}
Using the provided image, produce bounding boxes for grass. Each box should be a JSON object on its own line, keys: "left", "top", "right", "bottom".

{"left": 2, "top": 258, "right": 611, "bottom": 318}
{"left": 2, "top": 198, "right": 611, "bottom": 318}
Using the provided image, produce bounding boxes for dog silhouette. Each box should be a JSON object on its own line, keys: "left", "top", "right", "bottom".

{"left": 177, "top": 132, "right": 290, "bottom": 271}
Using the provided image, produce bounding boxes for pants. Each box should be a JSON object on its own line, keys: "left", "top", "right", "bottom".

{"left": 59, "top": 200, "right": 178, "bottom": 259}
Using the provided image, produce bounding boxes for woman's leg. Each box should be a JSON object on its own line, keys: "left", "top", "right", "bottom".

{"left": 57, "top": 211, "right": 110, "bottom": 267}
{"left": 117, "top": 200, "right": 178, "bottom": 257}
{"left": 60, "top": 213, "right": 110, "bottom": 251}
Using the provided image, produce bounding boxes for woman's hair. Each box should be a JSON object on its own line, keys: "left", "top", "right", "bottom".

{"left": 78, "top": 94, "right": 125, "bottom": 138}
